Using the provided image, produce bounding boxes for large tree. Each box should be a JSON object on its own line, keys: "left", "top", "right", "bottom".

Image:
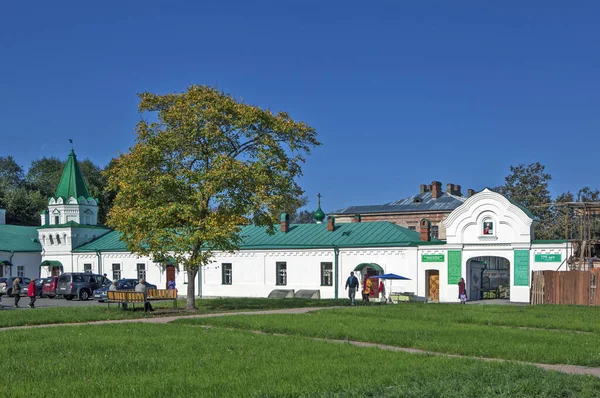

{"left": 496, "top": 162, "right": 553, "bottom": 239}
{"left": 0, "top": 156, "right": 25, "bottom": 208}
{"left": 106, "top": 85, "right": 320, "bottom": 309}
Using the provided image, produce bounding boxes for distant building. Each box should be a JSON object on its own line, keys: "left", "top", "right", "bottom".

{"left": 330, "top": 181, "right": 478, "bottom": 240}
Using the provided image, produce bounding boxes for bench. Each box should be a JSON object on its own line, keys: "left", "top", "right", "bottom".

{"left": 147, "top": 289, "right": 178, "bottom": 309}
{"left": 107, "top": 289, "right": 178, "bottom": 310}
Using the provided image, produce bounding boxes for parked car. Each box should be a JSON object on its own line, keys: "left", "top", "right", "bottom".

{"left": 41, "top": 276, "right": 59, "bottom": 298}
{"left": 56, "top": 273, "right": 111, "bottom": 301}
{"left": 0, "top": 277, "right": 32, "bottom": 297}
{"left": 93, "top": 279, "right": 157, "bottom": 302}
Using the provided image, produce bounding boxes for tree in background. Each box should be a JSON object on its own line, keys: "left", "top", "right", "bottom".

{"left": 495, "top": 162, "right": 553, "bottom": 239}
{"left": 0, "top": 156, "right": 25, "bottom": 209}
{"left": 106, "top": 85, "right": 320, "bottom": 309}
{"left": 0, "top": 156, "right": 112, "bottom": 226}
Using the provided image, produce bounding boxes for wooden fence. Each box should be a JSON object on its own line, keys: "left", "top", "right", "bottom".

{"left": 530, "top": 270, "right": 600, "bottom": 305}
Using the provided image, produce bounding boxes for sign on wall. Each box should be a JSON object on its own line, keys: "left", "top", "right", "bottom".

{"left": 422, "top": 254, "right": 444, "bottom": 262}
{"left": 514, "top": 250, "right": 530, "bottom": 286}
{"left": 447, "top": 251, "right": 461, "bottom": 284}
{"left": 534, "top": 254, "right": 561, "bottom": 262}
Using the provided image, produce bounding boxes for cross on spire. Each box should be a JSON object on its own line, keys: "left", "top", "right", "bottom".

{"left": 317, "top": 193, "right": 322, "bottom": 207}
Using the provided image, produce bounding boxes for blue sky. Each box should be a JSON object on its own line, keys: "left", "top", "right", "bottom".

{"left": 1, "top": 1, "right": 598, "bottom": 212}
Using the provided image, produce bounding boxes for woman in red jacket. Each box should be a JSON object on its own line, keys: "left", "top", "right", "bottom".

{"left": 27, "top": 280, "right": 36, "bottom": 308}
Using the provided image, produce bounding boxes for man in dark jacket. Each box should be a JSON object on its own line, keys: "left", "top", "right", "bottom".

{"left": 344, "top": 272, "right": 359, "bottom": 306}
{"left": 12, "top": 277, "right": 22, "bottom": 308}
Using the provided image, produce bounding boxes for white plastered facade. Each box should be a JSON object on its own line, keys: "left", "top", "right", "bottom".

{"left": 34, "top": 189, "right": 568, "bottom": 303}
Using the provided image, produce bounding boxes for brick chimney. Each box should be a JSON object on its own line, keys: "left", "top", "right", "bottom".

{"left": 327, "top": 215, "right": 336, "bottom": 231}
{"left": 420, "top": 184, "right": 429, "bottom": 194}
{"left": 431, "top": 181, "right": 442, "bottom": 199}
{"left": 419, "top": 219, "right": 431, "bottom": 242}
{"left": 454, "top": 185, "right": 462, "bottom": 196}
{"left": 352, "top": 214, "right": 361, "bottom": 223}
{"left": 280, "top": 213, "right": 290, "bottom": 233}
{"left": 446, "top": 183, "right": 454, "bottom": 194}
{"left": 468, "top": 189, "right": 476, "bottom": 197}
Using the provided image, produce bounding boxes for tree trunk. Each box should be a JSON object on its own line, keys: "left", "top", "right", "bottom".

{"left": 186, "top": 268, "right": 199, "bottom": 310}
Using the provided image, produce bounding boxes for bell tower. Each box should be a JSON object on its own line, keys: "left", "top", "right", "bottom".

{"left": 41, "top": 149, "right": 98, "bottom": 227}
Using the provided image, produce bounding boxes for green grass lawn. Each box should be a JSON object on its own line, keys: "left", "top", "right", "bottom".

{"left": 3, "top": 323, "right": 600, "bottom": 397}
{"left": 0, "top": 297, "right": 347, "bottom": 328}
{"left": 175, "top": 304, "right": 600, "bottom": 366}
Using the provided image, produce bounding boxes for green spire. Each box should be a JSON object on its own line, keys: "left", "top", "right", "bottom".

{"left": 54, "top": 149, "right": 91, "bottom": 199}
{"left": 313, "top": 193, "right": 325, "bottom": 223}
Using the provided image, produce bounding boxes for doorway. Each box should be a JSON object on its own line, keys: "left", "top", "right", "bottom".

{"left": 166, "top": 266, "right": 176, "bottom": 289}
{"left": 467, "top": 257, "right": 510, "bottom": 301}
{"left": 426, "top": 270, "right": 439, "bottom": 301}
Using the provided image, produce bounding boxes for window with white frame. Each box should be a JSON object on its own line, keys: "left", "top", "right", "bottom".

{"left": 137, "top": 263, "right": 146, "bottom": 280}
{"left": 222, "top": 263, "right": 232, "bottom": 285}
{"left": 430, "top": 225, "right": 439, "bottom": 239}
{"left": 17, "top": 266, "right": 24, "bottom": 277}
{"left": 54, "top": 215, "right": 60, "bottom": 225}
{"left": 321, "top": 262, "right": 333, "bottom": 286}
{"left": 276, "top": 262, "right": 287, "bottom": 286}
{"left": 84, "top": 263, "right": 92, "bottom": 273}
{"left": 112, "top": 264, "right": 121, "bottom": 281}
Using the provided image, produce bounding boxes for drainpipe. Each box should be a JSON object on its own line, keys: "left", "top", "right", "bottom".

{"left": 96, "top": 250, "right": 102, "bottom": 275}
{"left": 334, "top": 246, "right": 340, "bottom": 299}
{"left": 9, "top": 251, "right": 14, "bottom": 278}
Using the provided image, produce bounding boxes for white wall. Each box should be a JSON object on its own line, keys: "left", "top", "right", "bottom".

{"left": 0, "top": 252, "right": 41, "bottom": 279}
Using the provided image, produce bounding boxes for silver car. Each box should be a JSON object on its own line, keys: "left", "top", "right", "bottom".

{"left": 0, "top": 277, "right": 32, "bottom": 297}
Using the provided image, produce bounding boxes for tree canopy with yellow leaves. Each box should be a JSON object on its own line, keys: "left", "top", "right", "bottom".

{"left": 106, "top": 85, "right": 320, "bottom": 309}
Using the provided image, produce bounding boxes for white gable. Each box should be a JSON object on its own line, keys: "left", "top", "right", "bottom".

{"left": 442, "top": 189, "right": 534, "bottom": 245}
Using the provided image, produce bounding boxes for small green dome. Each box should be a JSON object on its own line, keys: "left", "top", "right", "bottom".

{"left": 314, "top": 207, "right": 325, "bottom": 222}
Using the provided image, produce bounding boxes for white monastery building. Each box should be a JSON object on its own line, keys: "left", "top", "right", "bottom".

{"left": 0, "top": 150, "right": 570, "bottom": 303}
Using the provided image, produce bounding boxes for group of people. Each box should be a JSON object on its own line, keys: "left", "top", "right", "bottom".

{"left": 0, "top": 277, "right": 38, "bottom": 309}
{"left": 344, "top": 271, "right": 469, "bottom": 305}
{"left": 344, "top": 272, "right": 385, "bottom": 306}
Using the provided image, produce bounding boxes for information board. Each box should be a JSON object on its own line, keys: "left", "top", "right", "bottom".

{"left": 514, "top": 250, "right": 530, "bottom": 286}
{"left": 422, "top": 254, "right": 444, "bottom": 262}
{"left": 447, "top": 250, "right": 462, "bottom": 284}
{"left": 534, "top": 254, "right": 561, "bottom": 262}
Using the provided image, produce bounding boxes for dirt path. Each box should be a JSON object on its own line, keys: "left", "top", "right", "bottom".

{"left": 2, "top": 306, "right": 599, "bottom": 379}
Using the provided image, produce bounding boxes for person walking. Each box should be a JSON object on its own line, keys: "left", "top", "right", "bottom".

{"left": 12, "top": 277, "right": 22, "bottom": 308}
{"left": 344, "top": 271, "right": 359, "bottom": 306}
{"left": 379, "top": 279, "right": 386, "bottom": 302}
{"left": 458, "top": 277, "right": 467, "bottom": 304}
{"left": 362, "top": 275, "right": 372, "bottom": 303}
{"left": 27, "top": 279, "right": 37, "bottom": 308}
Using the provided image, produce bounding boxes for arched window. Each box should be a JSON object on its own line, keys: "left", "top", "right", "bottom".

{"left": 56, "top": 234, "right": 61, "bottom": 244}
{"left": 49, "top": 235, "right": 54, "bottom": 245}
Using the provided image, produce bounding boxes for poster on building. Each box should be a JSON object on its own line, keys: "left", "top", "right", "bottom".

{"left": 447, "top": 250, "right": 461, "bottom": 284}
{"left": 514, "top": 250, "right": 530, "bottom": 286}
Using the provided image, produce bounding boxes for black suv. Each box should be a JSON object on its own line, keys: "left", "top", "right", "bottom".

{"left": 56, "top": 273, "right": 111, "bottom": 301}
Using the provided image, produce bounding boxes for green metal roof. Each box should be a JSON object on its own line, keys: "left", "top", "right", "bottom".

{"left": 74, "top": 221, "right": 429, "bottom": 252}
{"left": 54, "top": 150, "right": 91, "bottom": 200}
{"left": 0, "top": 225, "right": 42, "bottom": 252}
{"left": 532, "top": 239, "right": 568, "bottom": 244}
{"left": 41, "top": 260, "right": 64, "bottom": 269}
{"left": 354, "top": 263, "right": 384, "bottom": 272}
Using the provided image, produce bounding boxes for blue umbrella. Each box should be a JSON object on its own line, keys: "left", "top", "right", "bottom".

{"left": 369, "top": 273, "right": 411, "bottom": 280}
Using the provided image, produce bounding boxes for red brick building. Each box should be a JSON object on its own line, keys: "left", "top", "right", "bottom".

{"left": 331, "top": 181, "right": 475, "bottom": 240}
